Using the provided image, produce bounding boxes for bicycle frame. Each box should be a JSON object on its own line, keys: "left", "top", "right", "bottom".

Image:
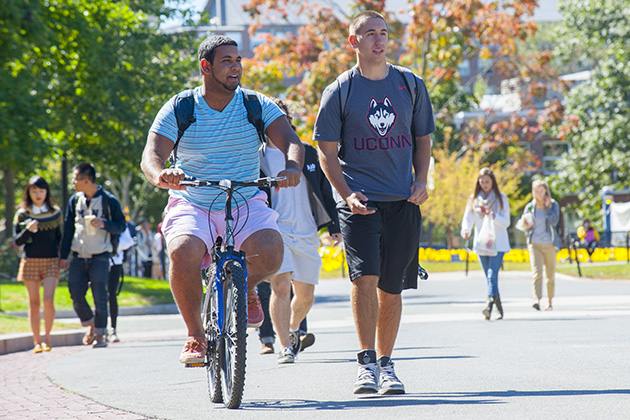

{"left": 210, "top": 180, "right": 249, "bottom": 339}
{"left": 180, "top": 175, "right": 284, "bottom": 409}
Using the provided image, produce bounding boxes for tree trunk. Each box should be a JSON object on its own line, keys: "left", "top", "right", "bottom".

{"left": 3, "top": 167, "right": 15, "bottom": 241}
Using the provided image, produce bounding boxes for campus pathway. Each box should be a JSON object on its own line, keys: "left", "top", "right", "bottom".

{"left": 2, "top": 270, "right": 630, "bottom": 419}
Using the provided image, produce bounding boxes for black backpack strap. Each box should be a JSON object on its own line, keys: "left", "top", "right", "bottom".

{"left": 392, "top": 65, "right": 419, "bottom": 152}
{"left": 170, "top": 89, "right": 196, "bottom": 166}
{"left": 100, "top": 191, "right": 120, "bottom": 257}
{"left": 336, "top": 68, "right": 353, "bottom": 159}
{"left": 241, "top": 89, "right": 266, "bottom": 145}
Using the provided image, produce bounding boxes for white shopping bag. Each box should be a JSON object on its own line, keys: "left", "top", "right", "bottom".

{"left": 475, "top": 215, "right": 498, "bottom": 256}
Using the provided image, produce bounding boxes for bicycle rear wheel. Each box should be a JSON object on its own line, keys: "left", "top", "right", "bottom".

{"left": 202, "top": 264, "right": 222, "bottom": 403}
{"left": 219, "top": 260, "right": 247, "bottom": 409}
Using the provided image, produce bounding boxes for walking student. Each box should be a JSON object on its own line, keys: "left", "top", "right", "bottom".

{"left": 314, "top": 11, "right": 435, "bottom": 395}
{"left": 261, "top": 99, "right": 341, "bottom": 364}
{"left": 461, "top": 168, "right": 511, "bottom": 320}
{"left": 60, "top": 162, "right": 127, "bottom": 348}
{"left": 14, "top": 176, "right": 63, "bottom": 353}
{"left": 519, "top": 179, "right": 560, "bottom": 311}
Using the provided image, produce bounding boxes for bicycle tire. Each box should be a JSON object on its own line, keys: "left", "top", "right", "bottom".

{"left": 219, "top": 260, "right": 247, "bottom": 409}
{"left": 202, "top": 264, "right": 222, "bottom": 403}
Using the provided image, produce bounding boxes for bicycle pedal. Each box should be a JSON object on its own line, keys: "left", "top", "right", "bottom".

{"left": 184, "top": 363, "right": 205, "bottom": 368}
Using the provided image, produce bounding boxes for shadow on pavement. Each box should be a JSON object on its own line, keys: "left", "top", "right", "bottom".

{"left": 242, "top": 395, "right": 499, "bottom": 410}
{"left": 241, "top": 388, "right": 630, "bottom": 411}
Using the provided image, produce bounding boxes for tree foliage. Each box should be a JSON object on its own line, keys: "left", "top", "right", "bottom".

{"left": 425, "top": 139, "right": 525, "bottom": 248}
{"left": 0, "top": 0, "right": 198, "bottom": 234}
{"left": 549, "top": 0, "right": 630, "bottom": 221}
{"left": 242, "top": 0, "right": 541, "bottom": 150}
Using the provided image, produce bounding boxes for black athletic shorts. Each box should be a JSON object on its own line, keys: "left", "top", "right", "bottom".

{"left": 337, "top": 200, "right": 422, "bottom": 294}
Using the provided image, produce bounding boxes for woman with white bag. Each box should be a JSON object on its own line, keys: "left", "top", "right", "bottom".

{"left": 461, "top": 168, "right": 511, "bottom": 320}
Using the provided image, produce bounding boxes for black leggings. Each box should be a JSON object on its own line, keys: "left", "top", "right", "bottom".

{"left": 108, "top": 264, "right": 123, "bottom": 329}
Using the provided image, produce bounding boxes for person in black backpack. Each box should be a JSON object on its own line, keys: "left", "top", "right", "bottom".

{"left": 141, "top": 35, "right": 304, "bottom": 365}
{"left": 313, "top": 11, "right": 435, "bottom": 395}
{"left": 60, "top": 162, "right": 127, "bottom": 348}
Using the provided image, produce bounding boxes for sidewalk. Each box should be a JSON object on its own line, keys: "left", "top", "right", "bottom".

{"left": 0, "top": 304, "right": 179, "bottom": 355}
{"left": 2, "top": 273, "right": 630, "bottom": 420}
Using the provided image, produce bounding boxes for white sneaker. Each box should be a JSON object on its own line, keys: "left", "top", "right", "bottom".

{"left": 378, "top": 356, "right": 405, "bottom": 395}
{"left": 109, "top": 329, "right": 120, "bottom": 343}
{"left": 353, "top": 350, "right": 378, "bottom": 394}
{"left": 277, "top": 347, "right": 296, "bottom": 364}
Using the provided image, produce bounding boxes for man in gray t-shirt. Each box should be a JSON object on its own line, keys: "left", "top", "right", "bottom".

{"left": 314, "top": 10, "right": 435, "bottom": 396}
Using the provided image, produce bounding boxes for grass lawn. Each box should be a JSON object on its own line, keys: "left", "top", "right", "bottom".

{"left": 556, "top": 262, "right": 630, "bottom": 280}
{"left": 0, "top": 276, "right": 174, "bottom": 313}
{"left": 0, "top": 277, "right": 173, "bottom": 335}
{"left": 319, "top": 260, "right": 630, "bottom": 280}
{"left": 0, "top": 313, "right": 82, "bottom": 335}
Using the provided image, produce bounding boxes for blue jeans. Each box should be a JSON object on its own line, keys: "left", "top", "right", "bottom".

{"left": 478, "top": 252, "right": 505, "bottom": 297}
{"left": 68, "top": 253, "right": 110, "bottom": 335}
{"left": 256, "top": 281, "right": 275, "bottom": 343}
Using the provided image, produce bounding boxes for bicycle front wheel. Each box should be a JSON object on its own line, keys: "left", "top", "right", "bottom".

{"left": 219, "top": 260, "right": 248, "bottom": 409}
{"left": 202, "top": 264, "right": 222, "bottom": 403}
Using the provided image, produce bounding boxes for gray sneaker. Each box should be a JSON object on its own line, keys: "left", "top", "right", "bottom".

{"left": 277, "top": 347, "right": 296, "bottom": 364}
{"left": 93, "top": 334, "right": 108, "bottom": 348}
{"left": 353, "top": 350, "right": 378, "bottom": 394}
{"left": 378, "top": 356, "right": 405, "bottom": 395}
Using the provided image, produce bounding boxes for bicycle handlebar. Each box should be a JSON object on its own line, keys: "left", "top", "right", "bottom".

{"left": 179, "top": 176, "right": 286, "bottom": 189}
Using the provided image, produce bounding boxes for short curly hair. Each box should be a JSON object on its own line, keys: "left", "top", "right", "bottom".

{"left": 197, "top": 35, "right": 238, "bottom": 64}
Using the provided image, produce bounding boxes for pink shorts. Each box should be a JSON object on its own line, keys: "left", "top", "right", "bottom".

{"left": 162, "top": 191, "right": 279, "bottom": 268}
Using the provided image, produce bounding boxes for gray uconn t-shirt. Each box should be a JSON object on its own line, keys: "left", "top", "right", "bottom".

{"left": 313, "top": 64, "right": 435, "bottom": 202}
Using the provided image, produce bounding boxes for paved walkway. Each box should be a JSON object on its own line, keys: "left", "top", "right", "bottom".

{"left": 2, "top": 271, "right": 630, "bottom": 419}
{"left": 0, "top": 346, "right": 147, "bottom": 420}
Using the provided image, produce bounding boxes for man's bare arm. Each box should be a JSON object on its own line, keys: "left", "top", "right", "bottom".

{"left": 265, "top": 116, "right": 304, "bottom": 188}
{"left": 140, "top": 132, "right": 186, "bottom": 191}
{"left": 317, "top": 141, "right": 374, "bottom": 215}
{"left": 409, "top": 134, "right": 431, "bottom": 206}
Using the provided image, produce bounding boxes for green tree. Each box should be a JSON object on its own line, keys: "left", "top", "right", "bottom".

{"left": 1, "top": 0, "right": 198, "bottom": 235}
{"left": 549, "top": 0, "right": 630, "bottom": 220}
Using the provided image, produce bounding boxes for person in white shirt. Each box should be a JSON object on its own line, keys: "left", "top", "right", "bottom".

{"left": 461, "top": 168, "right": 511, "bottom": 320}
{"left": 260, "top": 99, "right": 342, "bottom": 364}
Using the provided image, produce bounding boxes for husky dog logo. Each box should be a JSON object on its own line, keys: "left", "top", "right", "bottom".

{"left": 367, "top": 96, "right": 397, "bottom": 137}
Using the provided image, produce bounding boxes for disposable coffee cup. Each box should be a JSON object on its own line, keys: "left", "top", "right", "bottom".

{"left": 84, "top": 215, "right": 97, "bottom": 235}
{"left": 523, "top": 213, "right": 533, "bottom": 226}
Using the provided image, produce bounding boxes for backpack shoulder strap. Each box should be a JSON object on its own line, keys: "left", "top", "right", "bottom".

{"left": 336, "top": 69, "right": 353, "bottom": 120}
{"left": 241, "top": 89, "right": 265, "bottom": 145}
{"left": 99, "top": 190, "right": 120, "bottom": 257}
{"left": 392, "top": 65, "right": 419, "bottom": 152}
{"left": 170, "top": 88, "right": 196, "bottom": 165}
{"left": 392, "top": 65, "right": 418, "bottom": 107}
{"left": 336, "top": 68, "right": 354, "bottom": 159}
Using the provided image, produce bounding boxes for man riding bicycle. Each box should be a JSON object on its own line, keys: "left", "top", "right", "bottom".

{"left": 141, "top": 35, "right": 304, "bottom": 364}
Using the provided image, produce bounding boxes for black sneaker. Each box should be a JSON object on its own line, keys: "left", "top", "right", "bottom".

{"left": 353, "top": 350, "right": 378, "bottom": 394}
{"left": 289, "top": 330, "right": 301, "bottom": 354}
{"left": 93, "top": 334, "right": 108, "bottom": 348}
{"left": 299, "top": 333, "right": 315, "bottom": 352}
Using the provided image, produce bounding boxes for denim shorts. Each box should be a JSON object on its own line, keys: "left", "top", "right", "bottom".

{"left": 337, "top": 200, "right": 421, "bottom": 294}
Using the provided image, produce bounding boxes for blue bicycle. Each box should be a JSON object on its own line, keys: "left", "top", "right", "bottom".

{"left": 179, "top": 176, "right": 284, "bottom": 409}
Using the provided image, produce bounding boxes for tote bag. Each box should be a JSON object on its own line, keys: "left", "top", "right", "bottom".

{"left": 475, "top": 215, "right": 498, "bottom": 256}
